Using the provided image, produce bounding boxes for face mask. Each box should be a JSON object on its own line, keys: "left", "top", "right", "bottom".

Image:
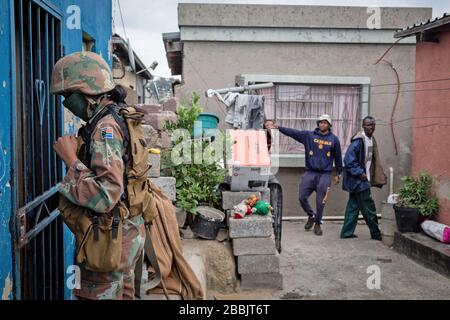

{"left": 63, "top": 92, "right": 89, "bottom": 121}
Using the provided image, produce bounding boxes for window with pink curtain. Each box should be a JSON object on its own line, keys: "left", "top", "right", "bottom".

{"left": 259, "top": 84, "right": 361, "bottom": 154}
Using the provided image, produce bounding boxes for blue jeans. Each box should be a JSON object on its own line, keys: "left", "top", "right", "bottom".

{"left": 299, "top": 171, "right": 332, "bottom": 224}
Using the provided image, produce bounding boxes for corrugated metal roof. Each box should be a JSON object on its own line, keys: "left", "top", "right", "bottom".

{"left": 395, "top": 13, "right": 450, "bottom": 38}
{"left": 112, "top": 34, "right": 153, "bottom": 80}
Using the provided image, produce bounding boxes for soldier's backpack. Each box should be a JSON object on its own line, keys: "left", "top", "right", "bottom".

{"left": 58, "top": 103, "right": 160, "bottom": 273}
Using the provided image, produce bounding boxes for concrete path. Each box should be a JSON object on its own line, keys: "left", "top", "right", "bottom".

{"left": 278, "top": 221, "right": 450, "bottom": 300}
{"left": 215, "top": 221, "right": 450, "bottom": 300}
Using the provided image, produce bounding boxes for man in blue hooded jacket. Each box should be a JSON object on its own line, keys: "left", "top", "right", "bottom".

{"left": 266, "top": 115, "right": 343, "bottom": 236}
{"left": 341, "top": 116, "right": 387, "bottom": 241}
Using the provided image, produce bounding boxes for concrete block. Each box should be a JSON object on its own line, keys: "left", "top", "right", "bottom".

{"left": 182, "top": 243, "right": 207, "bottom": 299}
{"left": 229, "top": 214, "right": 273, "bottom": 239}
{"left": 148, "top": 153, "right": 161, "bottom": 178}
{"left": 381, "top": 202, "right": 396, "bottom": 220}
{"left": 144, "top": 111, "right": 178, "bottom": 130}
{"left": 182, "top": 240, "right": 237, "bottom": 295}
{"left": 175, "top": 207, "right": 187, "bottom": 228}
{"left": 381, "top": 217, "right": 398, "bottom": 237}
{"left": 233, "top": 236, "right": 277, "bottom": 256}
{"left": 394, "top": 232, "right": 450, "bottom": 278}
{"left": 216, "top": 229, "right": 229, "bottom": 242}
{"left": 163, "top": 98, "right": 179, "bottom": 113}
{"left": 237, "top": 254, "right": 280, "bottom": 274}
{"left": 240, "top": 273, "right": 283, "bottom": 291}
{"left": 141, "top": 124, "right": 161, "bottom": 149}
{"left": 382, "top": 235, "right": 395, "bottom": 247}
{"left": 150, "top": 177, "right": 176, "bottom": 201}
{"left": 180, "top": 226, "right": 195, "bottom": 239}
{"left": 160, "top": 131, "right": 173, "bottom": 149}
{"left": 225, "top": 210, "right": 232, "bottom": 227}
{"left": 138, "top": 104, "right": 162, "bottom": 114}
{"left": 222, "top": 189, "right": 270, "bottom": 210}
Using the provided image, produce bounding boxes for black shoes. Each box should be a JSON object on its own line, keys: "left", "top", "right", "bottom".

{"left": 372, "top": 234, "right": 383, "bottom": 241}
{"left": 305, "top": 217, "right": 315, "bottom": 230}
{"left": 305, "top": 217, "right": 323, "bottom": 236}
{"left": 314, "top": 224, "right": 323, "bottom": 236}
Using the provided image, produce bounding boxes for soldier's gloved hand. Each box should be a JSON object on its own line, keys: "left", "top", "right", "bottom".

{"left": 54, "top": 135, "right": 78, "bottom": 168}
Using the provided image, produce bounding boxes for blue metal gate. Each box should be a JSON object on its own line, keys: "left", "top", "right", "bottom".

{"left": 12, "top": 0, "right": 65, "bottom": 300}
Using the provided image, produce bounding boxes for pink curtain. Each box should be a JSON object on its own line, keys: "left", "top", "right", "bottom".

{"left": 259, "top": 84, "right": 360, "bottom": 154}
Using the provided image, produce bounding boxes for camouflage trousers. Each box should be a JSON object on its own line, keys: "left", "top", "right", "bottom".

{"left": 74, "top": 216, "right": 146, "bottom": 300}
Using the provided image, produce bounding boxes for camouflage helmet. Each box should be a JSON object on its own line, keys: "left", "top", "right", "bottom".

{"left": 50, "top": 51, "right": 115, "bottom": 96}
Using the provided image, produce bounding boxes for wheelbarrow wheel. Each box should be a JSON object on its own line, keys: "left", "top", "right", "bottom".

{"left": 269, "top": 183, "right": 283, "bottom": 254}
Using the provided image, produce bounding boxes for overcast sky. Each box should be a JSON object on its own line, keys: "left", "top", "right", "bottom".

{"left": 113, "top": 0, "right": 450, "bottom": 78}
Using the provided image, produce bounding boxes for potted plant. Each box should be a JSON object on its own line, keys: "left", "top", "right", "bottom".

{"left": 394, "top": 172, "right": 440, "bottom": 233}
{"left": 163, "top": 92, "right": 228, "bottom": 238}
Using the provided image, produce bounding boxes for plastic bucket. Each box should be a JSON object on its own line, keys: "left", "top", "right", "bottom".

{"left": 193, "top": 113, "right": 220, "bottom": 138}
{"left": 394, "top": 205, "right": 421, "bottom": 233}
{"left": 191, "top": 206, "right": 225, "bottom": 240}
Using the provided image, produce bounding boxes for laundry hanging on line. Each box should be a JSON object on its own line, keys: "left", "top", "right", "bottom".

{"left": 220, "top": 92, "right": 266, "bottom": 130}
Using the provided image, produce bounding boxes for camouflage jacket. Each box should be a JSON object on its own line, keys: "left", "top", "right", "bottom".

{"left": 59, "top": 110, "right": 125, "bottom": 214}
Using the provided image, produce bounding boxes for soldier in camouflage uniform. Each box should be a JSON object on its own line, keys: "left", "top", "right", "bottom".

{"left": 51, "top": 51, "right": 145, "bottom": 300}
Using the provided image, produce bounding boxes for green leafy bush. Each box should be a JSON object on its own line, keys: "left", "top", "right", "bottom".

{"left": 165, "top": 92, "right": 203, "bottom": 134}
{"left": 163, "top": 92, "right": 227, "bottom": 215}
{"left": 398, "top": 172, "right": 439, "bottom": 217}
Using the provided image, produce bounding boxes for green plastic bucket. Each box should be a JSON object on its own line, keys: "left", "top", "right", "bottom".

{"left": 193, "top": 113, "right": 220, "bottom": 138}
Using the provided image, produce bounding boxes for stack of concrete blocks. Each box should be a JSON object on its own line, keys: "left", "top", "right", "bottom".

{"left": 222, "top": 190, "right": 283, "bottom": 291}
{"left": 138, "top": 98, "right": 179, "bottom": 202}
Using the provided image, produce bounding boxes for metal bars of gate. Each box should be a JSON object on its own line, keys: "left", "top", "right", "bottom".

{"left": 13, "top": 0, "right": 64, "bottom": 300}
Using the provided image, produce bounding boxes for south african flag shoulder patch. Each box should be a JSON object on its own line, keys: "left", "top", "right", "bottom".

{"left": 101, "top": 127, "right": 114, "bottom": 140}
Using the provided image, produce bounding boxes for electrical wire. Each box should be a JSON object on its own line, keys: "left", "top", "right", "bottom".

{"left": 280, "top": 77, "right": 450, "bottom": 93}
{"left": 370, "top": 77, "right": 450, "bottom": 88}
{"left": 112, "top": 0, "right": 117, "bottom": 34}
{"left": 369, "top": 86, "right": 450, "bottom": 95}
{"left": 273, "top": 115, "right": 450, "bottom": 130}
{"left": 374, "top": 38, "right": 404, "bottom": 65}
{"left": 374, "top": 58, "right": 400, "bottom": 155}
{"left": 117, "top": 0, "right": 128, "bottom": 40}
{"left": 283, "top": 86, "right": 450, "bottom": 99}
{"left": 374, "top": 37, "right": 401, "bottom": 156}
{"left": 377, "top": 123, "right": 450, "bottom": 129}
{"left": 377, "top": 115, "right": 450, "bottom": 125}
{"left": 169, "top": 46, "right": 450, "bottom": 129}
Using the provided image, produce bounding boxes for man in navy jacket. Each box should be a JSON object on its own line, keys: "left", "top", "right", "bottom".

{"left": 266, "top": 115, "right": 343, "bottom": 236}
{"left": 341, "top": 116, "right": 386, "bottom": 241}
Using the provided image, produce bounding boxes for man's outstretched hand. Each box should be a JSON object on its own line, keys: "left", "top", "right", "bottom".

{"left": 265, "top": 120, "right": 279, "bottom": 130}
